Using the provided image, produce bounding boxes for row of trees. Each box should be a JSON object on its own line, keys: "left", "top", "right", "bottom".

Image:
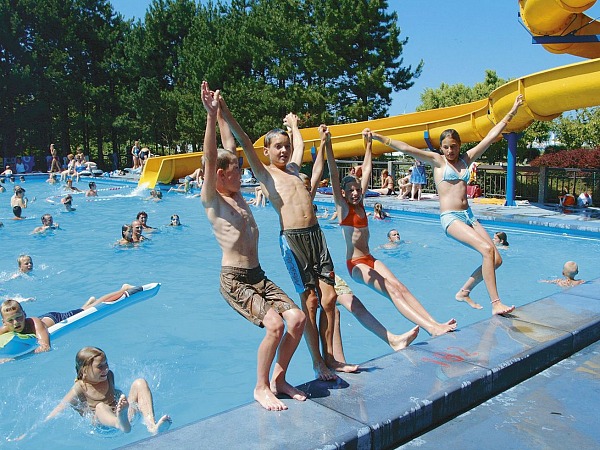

{"left": 0, "top": 0, "right": 422, "bottom": 169}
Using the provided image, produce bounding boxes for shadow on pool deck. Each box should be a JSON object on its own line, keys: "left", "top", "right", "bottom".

{"left": 122, "top": 196, "right": 600, "bottom": 450}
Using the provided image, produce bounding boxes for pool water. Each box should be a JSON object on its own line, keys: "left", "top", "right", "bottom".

{"left": 1, "top": 178, "right": 599, "bottom": 449}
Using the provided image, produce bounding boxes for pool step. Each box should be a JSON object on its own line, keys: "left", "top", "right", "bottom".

{"left": 121, "top": 279, "right": 600, "bottom": 450}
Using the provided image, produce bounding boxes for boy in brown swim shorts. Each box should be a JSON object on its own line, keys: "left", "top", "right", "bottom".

{"left": 200, "top": 82, "right": 306, "bottom": 412}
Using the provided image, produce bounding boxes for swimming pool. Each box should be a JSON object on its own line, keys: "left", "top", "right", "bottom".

{"left": 1, "top": 177, "right": 599, "bottom": 448}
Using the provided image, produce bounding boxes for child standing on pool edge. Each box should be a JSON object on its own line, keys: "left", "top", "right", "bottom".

{"left": 219, "top": 94, "right": 357, "bottom": 381}
{"left": 200, "top": 82, "right": 306, "bottom": 411}
{"left": 46, "top": 347, "right": 171, "bottom": 434}
{"left": 370, "top": 95, "right": 524, "bottom": 315}
{"left": 325, "top": 125, "right": 456, "bottom": 336}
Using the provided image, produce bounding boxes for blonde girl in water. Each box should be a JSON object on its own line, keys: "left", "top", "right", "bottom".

{"left": 324, "top": 125, "right": 457, "bottom": 337}
{"left": 369, "top": 95, "right": 524, "bottom": 315}
{"left": 46, "top": 347, "right": 171, "bottom": 434}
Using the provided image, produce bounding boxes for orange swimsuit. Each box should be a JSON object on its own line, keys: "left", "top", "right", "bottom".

{"left": 340, "top": 204, "right": 375, "bottom": 274}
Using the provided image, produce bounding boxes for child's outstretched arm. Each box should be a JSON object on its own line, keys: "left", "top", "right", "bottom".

{"left": 218, "top": 96, "right": 268, "bottom": 182}
{"left": 200, "top": 81, "right": 220, "bottom": 207}
{"left": 309, "top": 125, "right": 327, "bottom": 199}
{"left": 361, "top": 129, "right": 373, "bottom": 194}
{"left": 467, "top": 94, "right": 524, "bottom": 162}
{"left": 217, "top": 105, "right": 237, "bottom": 154}
{"left": 285, "top": 113, "right": 305, "bottom": 168}
{"left": 323, "top": 126, "right": 345, "bottom": 216}
{"left": 370, "top": 132, "right": 438, "bottom": 165}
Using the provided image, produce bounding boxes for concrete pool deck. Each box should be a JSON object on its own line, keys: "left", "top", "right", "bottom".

{"left": 123, "top": 198, "right": 600, "bottom": 450}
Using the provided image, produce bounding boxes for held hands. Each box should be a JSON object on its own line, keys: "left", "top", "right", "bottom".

{"left": 510, "top": 94, "right": 524, "bottom": 114}
{"left": 362, "top": 128, "right": 372, "bottom": 143}
{"left": 283, "top": 113, "right": 298, "bottom": 131}
{"left": 318, "top": 124, "right": 331, "bottom": 143}
{"left": 201, "top": 81, "right": 219, "bottom": 116}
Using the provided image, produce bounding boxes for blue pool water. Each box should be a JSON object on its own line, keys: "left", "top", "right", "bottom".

{"left": 1, "top": 177, "right": 599, "bottom": 449}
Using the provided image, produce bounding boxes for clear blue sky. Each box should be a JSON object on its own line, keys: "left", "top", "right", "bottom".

{"left": 110, "top": 0, "right": 598, "bottom": 116}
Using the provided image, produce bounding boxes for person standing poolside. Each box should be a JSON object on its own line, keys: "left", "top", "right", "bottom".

{"left": 49, "top": 144, "right": 61, "bottom": 173}
{"left": 200, "top": 82, "right": 306, "bottom": 411}
{"left": 409, "top": 159, "right": 427, "bottom": 201}
{"left": 131, "top": 140, "right": 141, "bottom": 169}
{"left": 219, "top": 94, "right": 354, "bottom": 381}
{"left": 370, "top": 95, "right": 523, "bottom": 315}
{"left": 326, "top": 126, "right": 456, "bottom": 336}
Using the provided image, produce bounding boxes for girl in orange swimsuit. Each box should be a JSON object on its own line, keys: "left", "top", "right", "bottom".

{"left": 324, "top": 125, "right": 457, "bottom": 337}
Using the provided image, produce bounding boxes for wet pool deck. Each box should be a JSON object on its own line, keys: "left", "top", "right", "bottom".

{"left": 123, "top": 197, "right": 600, "bottom": 450}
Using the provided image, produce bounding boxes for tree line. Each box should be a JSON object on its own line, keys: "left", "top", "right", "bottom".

{"left": 0, "top": 0, "right": 422, "bottom": 170}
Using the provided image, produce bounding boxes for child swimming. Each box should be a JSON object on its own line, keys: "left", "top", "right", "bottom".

{"left": 46, "top": 347, "right": 171, "bottom": 434}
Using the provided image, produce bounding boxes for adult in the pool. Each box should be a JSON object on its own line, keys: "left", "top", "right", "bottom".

{"left": 380, "top": 229, "right": 402, "bottom": 249}
{"left": 369, "top": 95, "right": 524, "bottom": 315}
{"left": 326, "top": 126, "right": 456, "bottom": 336}
{"left": 219, "top": 93, "right": 354, "bottom": 381}
{"left": 33, "top": 214, "right": 59, "bottom": 234}
{"left": 61, "top": 194, "right": 76, "bottom": 212}
{"left": 200, "top": 82, "right": 306, "bottom": 411}
{"left": 86, "top": 181, "right": 98, "bottom": 197}
{"left": 0, "top": 284, "right": 141, "bottom": 355}
{"left": 136, "top": 211, "right": 156, "bottom": 232}
{"left": 11, "top": 185, "right": 28, "bottom": 213}
{"left": 542, "top": 261, "right": 585, "bottom": 287}
{"left": 46, "top": 346, "right": 171, "bottom": 434}
{"left": 131, "top": 220, "right": 147, "bottom": 242}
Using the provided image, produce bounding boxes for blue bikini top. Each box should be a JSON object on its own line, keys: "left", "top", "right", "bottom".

{"left": 438, "top": 156, "right": 470, "bottom": 185}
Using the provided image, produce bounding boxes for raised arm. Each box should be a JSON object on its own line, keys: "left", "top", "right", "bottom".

{"left": 285, "top": 113, "right": 305, "bottom": 168}
{"left": 217, "top": 106, "right": 237, "bottom": 153}
{"left": 218, "top": 96, "right": 268, "bottom": 181}
{"left": 309, "top": 125, "right": 327, "bottom": 199}
{"left": 200, "top": 81, "right": 220, "bottom": 206}
{"left": 466, "top": 94, "right": 524, "bottom": 162}
{"left": 361, "top": 128, "right": 373, "bottom": 194}
{"left": 370, "top": 132, "right": 440, "bottom": 166}
{"left": 323, "top": 126, "right": 346, "bottom": 216}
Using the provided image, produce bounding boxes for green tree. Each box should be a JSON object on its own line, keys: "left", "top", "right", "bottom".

{"left": 552, "top": 107, "right": 600, "bottom": 149}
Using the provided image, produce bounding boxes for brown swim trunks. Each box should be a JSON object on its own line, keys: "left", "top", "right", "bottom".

{"left": 219, "top": 265, "right": 299, "bottom": 328}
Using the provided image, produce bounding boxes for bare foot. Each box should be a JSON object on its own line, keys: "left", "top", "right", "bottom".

{"left": 148, "top": 415, "right": 172, "bottom": 434}
{"left": 115, "top": 394, "right": 131, "bottom": 432}
{"left": 82, "top": 296, "right": 96, "bottom": 308}
{"left": 389, "top": 325, "right": 420, "bottom": 351}
{"left": 254, "top": 385, "right": 288, "bottom": 411}
{"left": 271, "top": 379, "right": 307, "bottom": 402}
{"left": 428, "top": 319, "right": 458, "bottom": 336}
{"left": 455, "top": 289, "right": 483, "bottom": 309}
{"left": 492, "top": 299, "right": 515, "bottom": 315}
{"left": 326, "top": 357, "right": 359, "bottom": 373}
{"left": 313, "top": 361, "right": 338, "bottom": 381}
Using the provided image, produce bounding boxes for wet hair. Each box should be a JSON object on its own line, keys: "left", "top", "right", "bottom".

{"left": 75, "top": 347, "right": 106, "bottom": 381}
{"left": 440, "top": 129, "right": 461, "bottom": 146}
{"left": 374, "top": 202, "right": 383, "bottom": 212}
{"left": 12, "top": 206, "right": 22, "bottom": 218}
{"left": 264, "top": 128, "right": 290, "bottom": 148}
{"left": 495, "top": 231, "right": 509, "bottom": 246}
{"left": 88, "top": 182, "right": 96, "bottom": 189}
{"left": 136, "top": 211, "right": 147, "bottom": 220}
{"left": 1, "top": 299, "right": 23, "bottom": 320}
{"left": 387, "top": 229, "right": 399, "bottom": 239}
{"left": 121, "top": 224, "right": 133, "bottom": 241}
{"left": 563, "top": 261, "right": 579, "bottom": 279}
{"left": 341, "top": 175, "right": 360, "bottom": 191}
{"left": 41, "top": 214, "right": 52, "bottom": 224}
{"left": 17, "top": 254, "right": 32, "bottom": 266}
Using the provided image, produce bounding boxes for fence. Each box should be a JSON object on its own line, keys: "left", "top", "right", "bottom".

{"left": 332, "top": 160, "right": 598, "bottom": 206}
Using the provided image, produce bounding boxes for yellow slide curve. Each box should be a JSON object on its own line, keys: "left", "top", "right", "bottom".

{"left": 139, "top": 0, "right": 600, "bottom": 188}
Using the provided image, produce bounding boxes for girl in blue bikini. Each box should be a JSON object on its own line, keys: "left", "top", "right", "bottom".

{"left": 370, "top": 95, "right": 523, "bottom": 316}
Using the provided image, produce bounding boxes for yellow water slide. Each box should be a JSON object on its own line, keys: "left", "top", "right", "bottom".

{"left": 519, "top": 0, "right": 600, "bottom": 58}
{"left": 138, "top": 1, "right": 600, "bottom": 188}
